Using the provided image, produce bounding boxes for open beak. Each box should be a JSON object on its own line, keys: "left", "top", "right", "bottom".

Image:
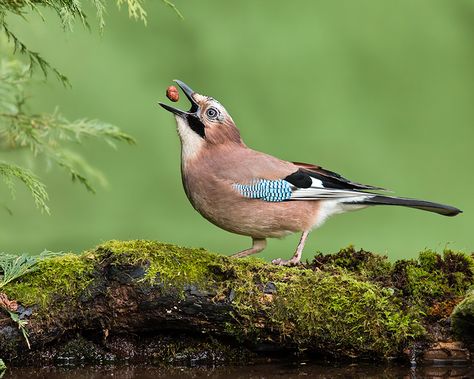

{"left": 158, "top": 80, "right": 199, "bottom": 117}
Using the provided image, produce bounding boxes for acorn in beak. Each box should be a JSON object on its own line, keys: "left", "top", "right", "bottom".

{"left": 159, "top": 80, "right": 206, "bottom": 138}
{"left": 159, "top": 80, "right": 199, "bottom": 117}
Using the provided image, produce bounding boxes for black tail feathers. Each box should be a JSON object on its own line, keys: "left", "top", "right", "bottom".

{"left": 355, "top": 195, "right": 462, "bottom": 217}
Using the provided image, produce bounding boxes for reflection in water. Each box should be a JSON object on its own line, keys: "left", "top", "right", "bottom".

{"left": 3, "top": 363, "right": 474, "bottom": 379}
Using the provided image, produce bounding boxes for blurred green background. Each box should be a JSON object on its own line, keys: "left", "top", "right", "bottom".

{"left": 1, "top": 0, "right": 472, "bottom": 261}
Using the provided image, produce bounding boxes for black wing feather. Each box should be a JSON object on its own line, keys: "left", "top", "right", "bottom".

{"left": 284, "top": 171, "right": 313, "bottom": 188}
{"left": 287, "top": 163, "right": 386, "bottom": 191}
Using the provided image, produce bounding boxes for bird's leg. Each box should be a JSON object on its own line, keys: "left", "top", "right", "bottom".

{"left": 231, "top": 238, "right": 267, "bottom": 258}
{"left": 272, "top": 230, "right": 310, "bottom": 266}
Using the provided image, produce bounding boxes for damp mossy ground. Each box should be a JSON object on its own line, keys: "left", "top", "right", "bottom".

{"left": 2, "top": 240, "right": 473, "bottom": 359}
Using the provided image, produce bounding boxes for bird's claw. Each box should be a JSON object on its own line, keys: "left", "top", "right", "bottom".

{"left": 272, "top": 258, "right": 300, "bottom": 266}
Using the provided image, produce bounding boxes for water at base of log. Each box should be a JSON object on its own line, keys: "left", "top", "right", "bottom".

{"left": 4, "top": 362, "right": 474, "bottom": 379}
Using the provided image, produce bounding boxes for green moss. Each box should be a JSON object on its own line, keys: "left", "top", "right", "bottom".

{"left": 312, "top": 246, "right": 392, "bottom": 283}
{"left": 442, "top": 249, "right": 474, "bottom": 292}
{"left": 312, "top": 246, "right": 474, "bottom": 317}
{"left": 307, "top": 246, "right": 474, "bottom": 349}
{"left": 418, "top": 250, "right": 441, "bottom": 272}
{"left": 451, "top": 289, "right": 474, "bottom": 343}
{"left": 396, "top": 259, "right": 447, "bottom": 300}
{"left": 96, "top": 240, "right": 424, "bottom": 357}
{"left": 3, "top": 252, "right": 95, "bottom": 309}
{"left": 264, "top": 270, "right": 423, "bottom": 356}
{"left": 2, "top": 240, "right": 472, "bottom": 359}
{"left": 395, "top": 250, "right": 473, "bottom": 308}
{"left": 408, "top": 249, "right": 474, "bottom": 301}
{"left": 96, "top": 240, "right": 226, "bottom": 290}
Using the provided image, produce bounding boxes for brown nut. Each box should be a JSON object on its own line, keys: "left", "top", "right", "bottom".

{"left": 166, "top": 85, "right": 179, "bottom": 102}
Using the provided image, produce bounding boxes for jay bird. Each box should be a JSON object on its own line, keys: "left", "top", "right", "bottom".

{"left": 159, "top": 80, "right": 462, "bottom": 266}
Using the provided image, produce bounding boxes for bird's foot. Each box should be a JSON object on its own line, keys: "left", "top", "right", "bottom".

{"left": 271, "top": 257, "right": 301, "bottom": 266}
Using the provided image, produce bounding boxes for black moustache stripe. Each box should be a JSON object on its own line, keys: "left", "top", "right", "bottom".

{"left": 187, "top": 115, "right": 206, "bottom": 138}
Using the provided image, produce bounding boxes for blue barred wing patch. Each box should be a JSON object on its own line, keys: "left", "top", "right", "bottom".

{"left": 233, "top": 179, "right": 292, "bottom": 202}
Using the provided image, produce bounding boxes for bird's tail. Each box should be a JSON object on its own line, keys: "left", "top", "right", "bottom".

{"left": 348, "top": 195, "right": 462, "bottom": 217}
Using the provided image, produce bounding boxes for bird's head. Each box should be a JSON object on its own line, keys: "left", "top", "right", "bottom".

{"left": 159, "top": 80, "right": 242, "bottom": 159}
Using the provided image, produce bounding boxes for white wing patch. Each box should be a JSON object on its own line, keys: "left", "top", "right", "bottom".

{"left": 289, "top": 178, "right": 375, "bottom": 201}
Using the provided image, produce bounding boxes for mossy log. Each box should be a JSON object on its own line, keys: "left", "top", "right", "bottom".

{"left": 0, "top": 241, "right": 473, "bottom": 366}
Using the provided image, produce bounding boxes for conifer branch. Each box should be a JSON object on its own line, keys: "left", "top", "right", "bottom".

{"left": 0, "top": 20, "right": 70, "bottom": 86}
{"left": 162, "top": 0, "right": 183, "bottom": 20}
{"left": 0, "top": 0, "right": 181, "bottom": 213}
{"left": 0, "top": 162, "right": 49, "bottom": 214}
{"left": 0, "top": 0, "right": 182, "bottom": 81}
{"left": 0, "top": 58, "right": 134, "bottom": 212}
{"left": 117, "top": 0, "right": 147, "bottom": 25}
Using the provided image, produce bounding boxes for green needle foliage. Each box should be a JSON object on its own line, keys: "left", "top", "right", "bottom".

{"left": 0, "top": 57, "right": 135, "bottom": 212}
{"left": 0, "top": 251, "right": 60, "bottom": 288}
{"left": 0, "top": 0, "right": 182, "bottom": 83}
{"left": 0, "top": 0, "right": 182, "bottom": 213}
{"left": 0, "top": 161, "right": 49, "bottom": 214}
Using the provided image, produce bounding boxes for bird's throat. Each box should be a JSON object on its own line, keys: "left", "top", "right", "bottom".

{"left": 175, "top": 116, "right": 205, "bottom": 163}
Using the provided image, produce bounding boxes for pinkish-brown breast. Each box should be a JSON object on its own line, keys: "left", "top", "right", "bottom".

{"left": 181, "top": 144, "right": 321, "bottom": 238}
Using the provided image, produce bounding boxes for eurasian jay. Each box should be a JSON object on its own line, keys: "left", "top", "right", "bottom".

{"left": 159, "top": 80, "right": 462, "bottom": 265}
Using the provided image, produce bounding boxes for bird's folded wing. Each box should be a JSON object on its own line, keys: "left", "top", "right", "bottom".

{"left": 291, "top": 162, "right": 386, "bottom": 191}
{"left": 233, "top": 165, "right": 385, "bottom": 202}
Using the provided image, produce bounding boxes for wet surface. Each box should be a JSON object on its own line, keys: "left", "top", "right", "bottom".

{"left": 3, "top": 363, "right": 474, "bottom": 379}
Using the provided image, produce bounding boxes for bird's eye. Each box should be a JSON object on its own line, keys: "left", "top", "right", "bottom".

{"left": 206, "top": 107, "right": 219, "bottom": 119}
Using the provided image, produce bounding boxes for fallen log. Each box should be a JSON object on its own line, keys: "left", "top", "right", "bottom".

{"left": 0, "top": 241, "right": 473, "bottom": 366}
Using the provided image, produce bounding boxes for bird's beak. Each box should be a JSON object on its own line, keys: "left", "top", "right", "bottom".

{"left": 158, "top": 80, "right": 199, "bottom": 117}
